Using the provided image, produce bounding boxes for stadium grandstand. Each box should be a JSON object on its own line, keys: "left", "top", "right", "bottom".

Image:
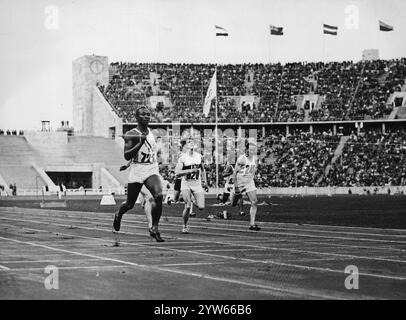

{"left": 1, "top": 54, "right": 405, "bottom": 196}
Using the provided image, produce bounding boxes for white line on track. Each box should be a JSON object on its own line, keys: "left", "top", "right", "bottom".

{"left": 0, "top": 264, "right": 10, "bottom": 270}
{"left": 8, "top": 205, "right": 406, "bottom": 233}
{"left": 1, "top": 220, "right": 405, "bottom": 281}
{"left": 3, "top": 206, "right": 406, "bottom": 237}
{"left": 2, "top": 216, "right": 405, "bottom": 264}
{"left": 0, "top": 258, "right": 104, "bottom": 264}
{"left": 5, "top": 208, "right": 406, "bottom": 243}
{"left": 31, "top": 214, "right": 406, "bottom": 252}
{"left": 0, "top": 235, "right": 346, "bottom": 300}
{"left": 160, "top": 261, "right": 234, "bottom": 267}
{"left": 3, "top": 265, "right": 127, "bottom": 272}
{"left": 3, "top": 212, "right": 406, "bottom": 248}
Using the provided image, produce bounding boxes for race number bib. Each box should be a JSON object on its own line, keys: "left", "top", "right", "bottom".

{"left": 185, "top": 165, "right": 200, "bottom": 180}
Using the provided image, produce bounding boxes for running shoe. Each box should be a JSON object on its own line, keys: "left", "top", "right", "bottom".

{"left": 182, "top": 226, "right": 190, "bottom": 234}
{"left": 113, "top": 213, "right": 123, "bottom": 232}
{"left": 249, "top": 225, "right": 261, "bottom": 231}
{"left": 149, "top": 228, "right": 165, "bottom": 242}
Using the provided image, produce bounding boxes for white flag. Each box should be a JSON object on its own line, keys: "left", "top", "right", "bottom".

{"left": 203, "top": 71, "right": 216, "bottom": 117}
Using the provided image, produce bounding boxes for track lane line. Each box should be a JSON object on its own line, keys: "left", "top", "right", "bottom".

{"left": 6, "top": 208, "right": 406, "bottom": 241}
{"left": 0, "top": 235, "right": 346, "bottom": 300}
{"left": 3, "top": 213, "right": 406, "bottom": 246}
{"left": 2, "top": 216, "right": 405, "bottom": 264}
{"left": 3, "top": 206, "right": 406, "bottom": 237}
{"left": 1, "top": 220, "right": 405, "bottom": 281}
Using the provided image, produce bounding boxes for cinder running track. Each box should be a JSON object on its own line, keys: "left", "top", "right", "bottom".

{"left": 0, "top": 207, "right": 405, "bottom": 299}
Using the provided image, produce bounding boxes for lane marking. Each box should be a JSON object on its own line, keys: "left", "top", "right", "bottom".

{"left": 1, "top": 221, "right": 405, "bottom": 281}
{"left": 0, "top": 235, "right": 345, "bottom": 300}
{"left": 3, "top": 213, "right": 406, "bottom": 247}
{"left": 3, "top": 216, "right": 406, "bottom": 264}
{"left": 3, "top": 265, "right": 126, "bottom": 272}
{"left": 0, "top": 258, "right": 103, "bottom": 264}
{"left": 3, "top": 206, "right": 406, "bottom": 237}
{"left": 6, "top": 209, "right": 406, "bottom": 242}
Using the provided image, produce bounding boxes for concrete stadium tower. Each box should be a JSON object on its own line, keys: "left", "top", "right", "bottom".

{"left": 72, "top": 55, "right": 122, "bottom": 137}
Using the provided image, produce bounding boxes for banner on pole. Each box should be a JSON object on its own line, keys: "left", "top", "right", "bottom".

{"left": 203, "top": 71, "right": 217, "bottom": 117}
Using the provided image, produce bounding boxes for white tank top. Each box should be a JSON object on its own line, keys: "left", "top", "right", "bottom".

{"left": 236, "top": 155, "right": 256, "bottom": 181}
{"left": 179, "top": 151, "right": 202, "bottom": 183}
{"left": 130, "top": 128, "right": 157, "bottom": 164}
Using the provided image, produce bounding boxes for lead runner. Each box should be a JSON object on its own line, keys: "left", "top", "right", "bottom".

{"left": 113, "top": 106, "right": 164, "bottom": 242}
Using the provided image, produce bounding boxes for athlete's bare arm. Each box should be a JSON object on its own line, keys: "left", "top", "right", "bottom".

{"left": 174, "top": 160, "right": 198, "bottom": 178}
{"left": 223, "top": 165, "right": 234, "bottom": 178}
{"left": 119, "top": 160, "right": 132, "bottom": 171}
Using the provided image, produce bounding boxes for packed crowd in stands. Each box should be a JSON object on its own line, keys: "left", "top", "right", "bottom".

{"left": 320, "top": 128, "right": 406, "bottom": 187}
{"left": 156, "top": 128, "right": 406, "bottom": 188}
{"left": 98, "top": 58, "right": 406, "bottom": 123}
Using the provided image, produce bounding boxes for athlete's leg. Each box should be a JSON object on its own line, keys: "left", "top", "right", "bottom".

{"left": 192, "top": 190, "right": 205, "bottom": 210}
{"left": 143, "top": 175, "right": 163, "bottom": 234}
{"left": 114, "top": 182, "right": 143, "bottom": 231}
{"left": 174, "top": 179, "right": 181, "bottom": 202}
{"left": 174, "top": 190, "right": 180, "bottom": 202}
{"left": 246, "top": 190, "right": 259, "bottom": 228}
{"left": 181, "top": 189, "right": 192, "bottom": 232}
{"left": 238, "top": 194, "right": 245, "bottom": 215}
{"left": 141, "top": 194, "right": 153, "bottom": 229}
{"left": 140, "top": 186, "right": 154, "bottom": 228}
{"left": 230, "top": 191, "right": 242, "bottom": 207}
{"left": 222, "top": 192, "right": 230, "bottom": 204}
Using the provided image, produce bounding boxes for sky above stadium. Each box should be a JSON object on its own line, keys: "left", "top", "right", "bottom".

{"left": 0, "top": 0, "right": 405, "bottom": 130}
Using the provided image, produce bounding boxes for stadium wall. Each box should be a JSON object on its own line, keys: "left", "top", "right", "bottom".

{"left": 99, "top": 167, "right": 121, "bottom": 190}
{"left": 0, "top": 173, "right": 11, "bottom": 195}
{"left": 92, "top": 86, "right": 123, "bottom": 138}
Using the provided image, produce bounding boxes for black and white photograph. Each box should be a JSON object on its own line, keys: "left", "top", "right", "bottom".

{"left": 0, "top": 0, "right": 405, "bottom": 305}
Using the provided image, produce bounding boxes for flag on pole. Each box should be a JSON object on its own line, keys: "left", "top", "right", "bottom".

{"left": 215, "top": 25, "right": 228, "bottom": 36}
{"left": 203, "top": 71, "right": 216, "bottom": 117}
{"left": 323, "top": 23, "right": 338, "bottom": 35}
{"left": 270, "top": 25, "right": 283, "bottom": 35}
{"left": 379, "top": 20, "right": 393, "bottom": 32}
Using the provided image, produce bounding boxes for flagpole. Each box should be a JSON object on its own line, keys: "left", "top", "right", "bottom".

{"left": 268, "top": 26, "right": 271, "bottom": 64}
{"left": 322, "top": 29, "right": 326, "bottom": 64}
{"left": 215, "top": 65, "right": 219, "bottom": 189}
{"left": 214, "top": 26, "right": 219, "bottom": 189}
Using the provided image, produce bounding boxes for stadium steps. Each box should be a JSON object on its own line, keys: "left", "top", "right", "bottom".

{"left": 244, "top": 69, "right": 255, "bottom": 94}
{"left": 295, "top": 94, "right": 305, "bottom": 109}
{"left": 0, "top": 165, "right": 46, "bottom": 190}
{"left": 388, "top": 106, "right": 400, "bottom": 119}
{"left": 105, "top": 165, "right": 128, "bottom": 185}
{"left": 319, "top": 135, "right": 350, "bottom": 182}
{"left": 330, "top": 135, "right": 350, "bottom": 165}
{"left": 67, "top": 136, "right": 124, "bottom": 165}
{"left": 0, "top": 136, "right": 41, "bottom": 165}
{"left": 0, "top": 173, "right": 12, "bottom": 193}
